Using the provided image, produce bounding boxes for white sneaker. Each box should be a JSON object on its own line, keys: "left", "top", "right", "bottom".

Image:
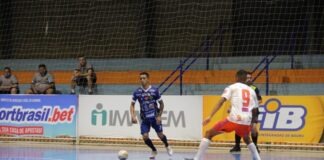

{"left": 166, "top": 146, "right": 173, "bottom": 156}
{"left": 151, "top": 150, "right": 158, "bottom": 157}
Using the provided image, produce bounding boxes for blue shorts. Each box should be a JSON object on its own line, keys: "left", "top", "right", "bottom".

{"left": 140, "top": 118, "right": 163, "bottom": 135}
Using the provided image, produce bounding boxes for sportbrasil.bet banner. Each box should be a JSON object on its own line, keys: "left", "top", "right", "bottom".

{"left": 0, "top": 95, "right": 77, "bottom": 138}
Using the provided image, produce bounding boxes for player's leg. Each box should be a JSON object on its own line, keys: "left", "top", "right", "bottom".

{"left": 251, "top": 123, "right": 260, "bottom": 153}
{"left": 156, "top": 132, "right": 173, "bottom": 156}
{"left": 243, "top": 135, "right": 261, "bottom": 160}
{"left": 192, "top": 118, "right": 234, "bottom": 160}
{"left": 251, "top": 107, "right": 260, "bottom": 153}
{"left": 237, "top": 125, "right": 261, "bottom": 160}
{"left": 153, "top": 118, "right": 173, "bottom": 156}
{"left": 230, "top": 133, "right": 242, "bottom": 152}
{"left": 143, "top": 133, "right": 157, "bottom": 156}
{"left": 193, "top": 128, "right": 222, "bottom": 160}
{"left": 141, "top": 120, "right": 157, "bottom": 157}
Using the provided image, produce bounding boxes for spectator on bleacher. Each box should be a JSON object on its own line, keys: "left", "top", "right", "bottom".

{"left": 0, "top": 67, "right": 19, "bottom": 94}
{"left": 25, "top": 64, "right": 55, "bottom": 94}
{"left": 70, "top": 56, "right": 96, "bottom": 94}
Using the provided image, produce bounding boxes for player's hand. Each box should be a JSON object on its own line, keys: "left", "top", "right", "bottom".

{"left": 156, "top": 116, "right": 161, "bottom": 124}
{"left": 202, "top": 116, "right": 211, "bottom": 126}
{"left": 131, "top": 116, "right": 138, "bottom": 124}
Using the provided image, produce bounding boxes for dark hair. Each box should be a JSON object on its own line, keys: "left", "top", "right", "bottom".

{"left": 79, "top": 55, "right": 86, "bottom": 59}
{"left": 4, "top": 67, "right": 11, "bottom": 71}
{"left": 38, "top": 64, "right": 46, "bottom": 69}
{"left": 236, "top": 69, "right": 248, "bottom": 82}
{"left": 139, "top": 72, "right": 149, "bottom": 78}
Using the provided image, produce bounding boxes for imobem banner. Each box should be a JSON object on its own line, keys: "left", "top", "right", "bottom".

{"left": 203, "top": 96, "right": 324, "bottom": 143}
{"left": 78, "top": 95, "right": 202, "bottom": 140}
{"left": 0, "top": 95, "right": 77, "bottom": 138}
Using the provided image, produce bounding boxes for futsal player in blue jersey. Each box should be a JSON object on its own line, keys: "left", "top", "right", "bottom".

{"left": 130, "top": 72, "right": 173, "bottom": 158}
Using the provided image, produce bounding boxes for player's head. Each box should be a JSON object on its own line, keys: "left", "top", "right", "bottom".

{"left": 38, "top": 64, "right": 47, "bottom": 76}
{"left": 139, "top": 72, "right": 150, "bottom": 86}
{"left": 246, "top": 72, "right": 253, "bottom": 85}
{"left": 3, "top": 67, "right": 11, "bottom": 78}
{"left": 79, "top": 56, "right": 87, "bottom": 66}
{"left": 236, "top": 69, "right": 248, "bottom": 83}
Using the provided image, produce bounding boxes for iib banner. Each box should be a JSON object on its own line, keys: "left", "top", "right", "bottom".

{"left": 0, "top": 95, "right": 77, "bottom": 138}
{"left": 203, "top": 96, "right": 324, "bottom": 143}
{"left": 78, "top": 95, "right": 202, "bottom": 140}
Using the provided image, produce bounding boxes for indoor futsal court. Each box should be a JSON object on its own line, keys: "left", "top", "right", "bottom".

{"left": 1, "top": 143, "right": 324, "bottom": 160}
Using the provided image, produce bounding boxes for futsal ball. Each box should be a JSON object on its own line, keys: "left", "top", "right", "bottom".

{"left": 118, "top": 150, "right": 128, "bottom": 160}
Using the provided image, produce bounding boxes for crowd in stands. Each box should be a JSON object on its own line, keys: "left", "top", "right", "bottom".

{"left": 0, "top": 56, "right": 96, "bottom": 95}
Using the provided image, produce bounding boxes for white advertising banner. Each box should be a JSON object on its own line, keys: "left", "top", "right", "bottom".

{"left": 78, "top": 95, "right": 202, "bottom": 140}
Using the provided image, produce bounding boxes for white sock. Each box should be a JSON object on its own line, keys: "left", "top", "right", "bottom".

{"left": 194, "top": 138, "right": 210, "bottom": 160}
{"left": 247, "top": 143, "right": 261, "bottom": 160}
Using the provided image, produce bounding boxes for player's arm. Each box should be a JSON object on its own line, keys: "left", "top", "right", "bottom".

{"left": 156, "top": 100, "right": 164, "bottom": 124}
{"left": 130, "top": 101, "right": 137, "bottom": 124}
{"left": 251, "top": 92, "right": 260, "bottom": 123}
{"left": 157, "top": 100, "right": 164, "bottom": 116}
{"left": 130, "top": 92, "right": 138, "bottom": 124}
{"left": 254, "top": 87, "right": 262, "bottom": 104}
{"left": 155, "top": 88, "right": 164, "bottom": 124}
{"left": 203, "top": 97, "right": 227, "bottom": 125}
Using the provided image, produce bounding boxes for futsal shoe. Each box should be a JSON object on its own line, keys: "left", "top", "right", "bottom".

{"left": 150, "top": 150, "right": 158, "bottom": 158}
{"left": 166, "top": 146, "right": 173, "bottom": 156}
{"left": 230, "top": 145, "right": 241, "bottom": 153}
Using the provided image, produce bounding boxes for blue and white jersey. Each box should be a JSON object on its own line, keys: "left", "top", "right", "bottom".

{"left": 132, "top": 85, "right": 162, "bottom": 119}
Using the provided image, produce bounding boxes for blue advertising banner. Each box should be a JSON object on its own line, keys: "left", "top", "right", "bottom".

{"left": 0, "top": 95, "right": 77, "bottom": 138}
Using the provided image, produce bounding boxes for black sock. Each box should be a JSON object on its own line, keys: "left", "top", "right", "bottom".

{"left": 235, "top": 134, "right": 241, "bottom": 147}
{"left": 252, "top": 133, "right": 258, "bottom": 146}
{"left": 160, "top": 135, "right": 169, "bottom": 147}
{"left": 144, "top": 138, "right": 157, "bottom": 151}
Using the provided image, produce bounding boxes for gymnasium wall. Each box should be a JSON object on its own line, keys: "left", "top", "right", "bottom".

{"left": 1, "top": 95, "right": 324, "bottom": 143}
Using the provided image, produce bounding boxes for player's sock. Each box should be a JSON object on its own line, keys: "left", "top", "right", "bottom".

{"left": 247, "top": 143, "right": 261, "bottom": 160}
{"left": 144, "top": 138, "right": 157, "bottom": 152}
{"left": 194, "top": 138, "right": 210, "bottom": 160}
{"left": 235, "top": 134, "right": 241, "bottom": 147}
{"left": 160, "top": 135, "right": 169, "bottom": 147}
{"left": 252, "top": 132, "right": 260, "bottom": 153}
{"left": 252, "top": 132, "right": 258, "bottom": 146}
